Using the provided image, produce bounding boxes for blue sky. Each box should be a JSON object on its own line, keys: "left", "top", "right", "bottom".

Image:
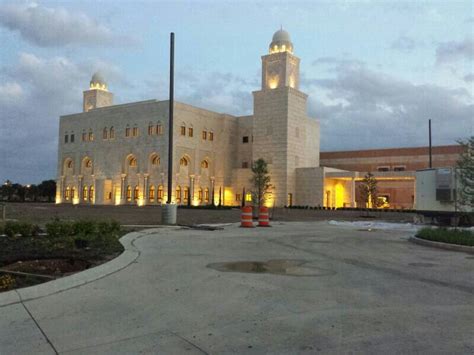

{"left": 0, "top": 0, "right": 473, "bottom": 183}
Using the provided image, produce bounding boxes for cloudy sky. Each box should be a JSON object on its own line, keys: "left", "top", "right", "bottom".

{"left": 0, "top": 0, "right": 473, "bottom": 184}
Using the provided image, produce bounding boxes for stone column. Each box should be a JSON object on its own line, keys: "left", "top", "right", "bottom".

{"left": 78, "top": 175, "right": 83, "bottom": 204}
{"left": 60, "top": 176, "right": 65, "bottom": 203}
{"left": 351, "top": 177, "right": 356, "bottom": 208}
{"left": 210, "top": 177, "right": 215, "bottom": 205}
{"left": 190, "top": 175, "right": 195, "bottom": 205}
{"left": 143, "top": 174, "right": 149, "bottom": 205}
{"left": 120, "top": 174, "right": 127, "bottom": 204}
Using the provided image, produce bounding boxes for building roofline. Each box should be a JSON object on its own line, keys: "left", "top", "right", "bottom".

{"left": 320, "top": 145, "right": 463, "bottom": 159}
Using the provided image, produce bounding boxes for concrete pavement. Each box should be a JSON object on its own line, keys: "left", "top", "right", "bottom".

{"left": 0, "top": 221, "right": 473, "bottom": 354}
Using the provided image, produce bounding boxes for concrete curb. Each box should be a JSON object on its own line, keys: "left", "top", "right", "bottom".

{"left": 0, "top": 230, "right": 150, "bottom": 307}
{"left": 409, "top": 236, "right": 474, "bottom": 254}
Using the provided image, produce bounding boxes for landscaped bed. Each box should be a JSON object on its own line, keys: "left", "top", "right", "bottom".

{"left": 416, "top": 227, "right": 474, "bottom": 247}
{"left": 0, "top": 219, "right": 124, "bottom": 292}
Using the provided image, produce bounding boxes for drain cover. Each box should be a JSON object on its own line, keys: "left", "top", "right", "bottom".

{"left": 207, "top": 259, "right": 334, "bottom": 277}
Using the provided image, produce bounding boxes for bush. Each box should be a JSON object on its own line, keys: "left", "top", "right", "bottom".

{"left": 46, "top": 219, "right": 74, "bottom": 238}
{"left": 3, "top": 221, "right": 39, "bottom": 238}
{"left": 416, "top": 227, "right": 474, "bottom": 247}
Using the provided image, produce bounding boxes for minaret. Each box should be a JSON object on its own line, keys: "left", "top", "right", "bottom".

{"left": 83, "top": 72, "right": 113, "bottom": 112}
{"left": 253, "top": 29, "right": 317, "bottom": 207}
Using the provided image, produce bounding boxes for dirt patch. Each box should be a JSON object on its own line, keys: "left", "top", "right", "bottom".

{"left": 2, "top": 258, "right": 91, "bottom": 276}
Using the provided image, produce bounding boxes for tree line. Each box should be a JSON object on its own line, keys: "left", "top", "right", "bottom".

{"left": 0, "top": 180, "right": 56, "bottom": 202}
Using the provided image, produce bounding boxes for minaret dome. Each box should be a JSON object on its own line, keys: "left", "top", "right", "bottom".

{"left": 269, "top": 28, "right": 293, "bottom": 54}
{"left": 90, "top": 72, "right": 108, "bottom": 91}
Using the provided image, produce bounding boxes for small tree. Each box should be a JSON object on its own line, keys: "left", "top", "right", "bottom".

{"left": 250, "top": 159, "right": 272, "bottom": 209}
{"left": 359, "top": 172, "right": 378, "bottom": 208}
{"left": 456, "top": 136, "right": 474, "bottom": 211}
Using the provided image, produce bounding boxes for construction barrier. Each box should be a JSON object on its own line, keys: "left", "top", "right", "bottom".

{"left": 258, "top": 206, "right": 271, "bottom": 227}
{"left": 240, "top": 206, "right": 255, "bottom": 228}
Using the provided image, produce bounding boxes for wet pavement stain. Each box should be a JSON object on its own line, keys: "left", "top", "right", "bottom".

{"left": 207, "top": 259, "right": 335, "bottom": 277}
{"left": 408, "top": 262, "right": 437, "bottom": 267}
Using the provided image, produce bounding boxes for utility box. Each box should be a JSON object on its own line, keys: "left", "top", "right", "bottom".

{"left": 435, "top": 168, "right": 454, "bottom": 201}
{"left": 416, "top": 168, "right": 457, "bottom": 211}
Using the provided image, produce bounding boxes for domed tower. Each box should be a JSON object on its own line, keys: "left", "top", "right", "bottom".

{"left": 83, "top": 72, "right": 114, "bottom": 112}
{"left": 261, "top": 28, "right": 299, "bottom": 90}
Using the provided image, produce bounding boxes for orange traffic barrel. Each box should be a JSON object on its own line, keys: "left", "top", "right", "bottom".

{"left": 240, "top": 206, "right": 254, "bottom": 228}
{"left": 258, "top": 206, "right": 271, "bottom": 227}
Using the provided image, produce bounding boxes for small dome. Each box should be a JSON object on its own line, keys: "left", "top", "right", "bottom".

{"left": 269, "top": 28, "right": 293, "bottom": 54}
{"left": 90, "top": 72, "right": 108, "bottom": 90}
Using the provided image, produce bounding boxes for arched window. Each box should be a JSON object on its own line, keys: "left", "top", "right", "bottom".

{"left": 65, "top": 186, "right": 70, "bottom": 200}
{"left": 85, "top": 159, "right": 92, "bottom": 168}
{"left": 188, "top": 126, "right": 194, "bottom": 137}
{"left": 158, "top": 185, "right": 163, "bottom": 201}
{"left": 71, "top": 187, "right": 76, "bottom": 200}
{"left": 151, "top": 154, "right": 160, "bottom": 166}
{"left": 204, "top": 188, "right": 210, "bottom": 203}
{"left": 132, "top": 125, "right": 138, "bottom": 137}
{"left": 198, "top": 188, "right": 203, "bottom": 201}
{"left": 89, "top": 186, "right": 94, "bottom": 202}
{"left": 149, "top": 185, "right": 155, "bottom": 202}
{"left": 125, "top": 125, "right": 131, "bottom": 137}
{"left": 201, "top": 160, "right": 209, "bottom": 169}
{"left": 126, "top": 186, "right": 132, "bottom": 202}
{"left": 83, "top": 186, "right": 88, "bottom": 201}
{"left": 103, "top": 127, "right": 108, "bottom": 140}
{"left": 183, "top": 187, "right": 189, "bottom": 202}
{"left": 176, "top": 186, "right": 181, "bottom": 203}
{"left": 156, "top": 123, "right": 163, "bottom": 135}
{"left": 88, "top": 129, "right": 94, "bottom": 141}
{"left": 129, "top": 157, "right": 137, "bottom": 167}
{"left": 66, "top": 159, "right": 73, "bottom": 169}
{"left": 180, "top": 157, "right": 188, "bottom": 166}
{"left": 209, "top": 132, "right": 214, "bottom": 141}
{"left": 180, "top": 124, "right": 186, "bottom": 136}
{"left": 134, "top": 186, "right": 139, "bottom": 201}
{"left": 148, "top": 122, "right": 154, "bottom": 135}
{"left": 82, "top": 130, "right": 87, "bottom": 141}
{"left": 109, "top": 127, "right": 115, "bottom": 139}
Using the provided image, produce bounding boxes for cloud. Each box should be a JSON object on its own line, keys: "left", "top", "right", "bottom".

{"left": 301, "top": 62, "right": 473, "bottom": 151}
{"left": 436, "top": 37, "right": 474, "bottom": 64}
{"left": 391, "top": 35, "right": 419, "bottom": 52}
{"left": 464, "top": 73, "right": 474, "bottom": 83}
{"left": 0, "top": 3, "right": 135, "bottom": 47}
{"left": 0, "top": 53, "right": 124, "bottom": 184}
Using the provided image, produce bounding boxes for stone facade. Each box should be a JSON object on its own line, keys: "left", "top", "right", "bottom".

{"left": 56, "top": 29, "right": 322, "bottom": 207}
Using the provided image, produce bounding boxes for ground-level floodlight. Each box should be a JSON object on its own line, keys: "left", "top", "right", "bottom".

{"left": 162, "top": 32, "right": 177, "bottom": 225}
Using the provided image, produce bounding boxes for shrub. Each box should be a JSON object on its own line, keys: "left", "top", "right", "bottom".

{"left": 72, "top": 220, "right": 97, "bottom": 236}
{"left": 3, "top": 221, "right": 39, "bottom": 238}
{"left": 416, "top": 227, "right": 474, "bottom": 247}
{"left": 46, "top": 219, "right": 74, "bottom": 238}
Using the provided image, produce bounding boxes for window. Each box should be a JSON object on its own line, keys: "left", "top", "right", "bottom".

{"left": 394, "top": 166, "right": 406, "bottom": 172}
{"left": 82, "top": 131, "right": 87, "bottom": 141}
{"left": 134, "top": 186, "right": 139, "bottom": 201}
{"left": 188, "top": 127, "right": 193, "bottom": 137}
{"left": 151, "top": 155, "right": 160, "bottom": 166}
{"left": 126, "top": 186, "right": 132, "bottom": 202}
{"left": 377, "top": 166, "right": 390, "bottom": 172}
{"left": 183, "top": 187, "right": 189, "bottom": 202}
{"left": 201, "top": 160, "right": 209, "bottom": 169}
{"left": 83, "top": 186, "right": 88, "bottom": 201}
{"left": 202, "top": 130, "right": 207, "bottom": 140}
{"left": 66, "top": 160, "right": 73, "bottom": 169}
{"left": 125, "top": 126, "right": 131, "bottom": 137}
{"left": 198, "top": 188, "right": 203, "bottom": 201}
{"left": 245, "top": 192, "right": 252, "bottom": 202}
{"left": 148, "top": 123, "right": 154, "bottom": 136}
{"left": 158, "top": 185, "right": 163, "bottom": 201}
{"left": 149, "top": 186, "right": 155, "bottom": 202}
{"left": 88, "top": 129, "right": 94, "bottom": 141}
{"left": 204, "top": 188, "right": 209, "bottom": 203}
{"left": 242, "top": 136, "right": 249, "bottom": 143}
{"left": 156, "top": 124, "right": 163, "bottom": 135}
{"left": 65, "top": 134, "right": 69, "bottom": 143}
{"left": 132, "top": 126, "right": 138, "bottom": 137}
{"left": 180, "top": 125, "right": 186, "bottom": 136}
{"left": 65, "top": 186, "right": 70, "bottom": 200}
{"left": 129, "top": 157, "right": 137, "bottom": 167}
{"left": 107, "top": 192, "right": 112, "bottom": 200}
{"left": 176, "top": 186, "right": 181, "bottom": 202}
{"left": 71, "top": 187, "right": 76, "bottom": 200}
{"left": 85, "top": 159, "right": 92, "bottom": 168}
{"left": 109, "top": 127, "right": 114, "bottom": 139}
{"left": 242, "top": 161, "right": 249, "bottom": 169}
{"left": 180, "top": 157, "right": 188, "bottom": 166}
{"left": 236, "top": 193, "right": 241, "bottom": 202}
{"left": 103, "top": 127, "right": 108, "bottom": 140}
{"left": 89, "top": 186, "right": 94, "bottom": 202}
{"left": 70, "top": 134, "right": 75, "bottom": 143}
{"left": 209, "top": 132, "right": 214, "bottom": 141}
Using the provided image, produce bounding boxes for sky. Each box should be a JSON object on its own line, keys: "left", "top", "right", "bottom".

{"left": 0, "top": 0, "right": 473, "bottom": 184}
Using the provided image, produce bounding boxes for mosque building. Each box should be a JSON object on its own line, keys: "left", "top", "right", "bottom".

{"left": 56, "top": 29, "right": 461, "bottom": 209}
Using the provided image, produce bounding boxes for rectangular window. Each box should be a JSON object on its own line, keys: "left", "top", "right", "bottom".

{"left": 377, "top": 166, "right": 390, "bottom": 172}
{"left": 188, "top": 127, "right": 193, "bottom": 137}
{"left": 65, "top": 135, "right": 68, "bottom": 143}
{"left": 242, "top": 161, "right": 249, "bottom": 169}
{"left": 156, "top": 124, "right": 163, "bottom": 135}
{"left": 209, "top": 132, "right": 214, "bottom": 141}
{"left": 394, "top": 166, "right": 406, "bottom": 172}
{"left": 245, "top": 193, "right": 252, "bottom": 202}
{"left": 202, "top": 130, "right": 207, "bottom": 140}
{"left": 88, "top": 132, "right": 94, "bottom": 141}
{"left": 132, "top": 127, "right": 138, "bottom": 137}
{"left": 180, "top": 126, "right": 186, "bottom": 136}
{"left": 148, "top": 125, "right": 154, "bottom": 135}
{"left": 184, "top": 188, "right": 189, "bottom": 201}
{"left": 82, "top": 132, "right": 87, "bottom": 141}
{"left": 236, "top": 194, "right": 241, "bottom": 202}
{"left": 242, "top": 136, "right": 249, "bottom": 143}
{"left": 70, "top": 134, "right": 75, "bottom": 143}
{"left": 125, "top": 127, "right": 130, "bottom": 137}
